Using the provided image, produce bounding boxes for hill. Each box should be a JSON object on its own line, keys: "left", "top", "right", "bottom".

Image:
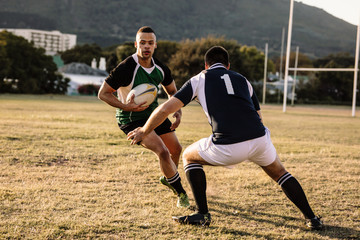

{"left": 0, "top": 0, "right": 357, "bottom": 57}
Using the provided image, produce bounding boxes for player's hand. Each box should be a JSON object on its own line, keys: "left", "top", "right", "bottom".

{"left": 127, "top": 127, "right": 145, "bottom": 145}
{"left": 170, "top": 109, "right": 182, "bottom": 130}
{"left": 124, "top": 94, "right": 148, "bottom": 112}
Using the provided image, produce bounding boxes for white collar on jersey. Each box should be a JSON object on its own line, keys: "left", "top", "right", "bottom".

{"left": 142, "top": 65, "right": 155, "bottom": 74}
{"left": 132, "top": 53, "right": 155, "bottom": 66}
{"left": 209, "top": 63, "right": 227, "bottom": 69}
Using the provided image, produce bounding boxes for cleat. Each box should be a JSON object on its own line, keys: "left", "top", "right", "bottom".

{"left": 160, "top": 176, "right": 177, "bottom": 195}
{"left": 173, "top": 212, "right": 211, "bottom": 226}
{"left": 177, "top": 192, "right": 190, "bottom": 208}
{"left": 306, "top": 216, "right": 324, "bottom": 230}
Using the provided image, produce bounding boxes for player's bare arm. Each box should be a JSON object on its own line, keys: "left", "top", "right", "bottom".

{"left": 98, "top": 81, "right": 148, "bottom": 112}
{"left": 162, "top": 81, "right": 182, "bottom": 130}
{"left": 127, "top": 97, "right": 184, "bottom": 144}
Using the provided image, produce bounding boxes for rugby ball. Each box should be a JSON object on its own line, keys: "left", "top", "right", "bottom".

{"left": 126, "top": 83, "right": 158, "bottom": 107}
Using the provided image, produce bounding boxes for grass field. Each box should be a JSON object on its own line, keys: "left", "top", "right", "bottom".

{"left": 0, "top": 94, "right": 359, "bottom": 239}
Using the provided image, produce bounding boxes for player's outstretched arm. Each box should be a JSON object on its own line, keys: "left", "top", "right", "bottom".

{"left": 162, "top": 81, "right": 182, "bottom": 130}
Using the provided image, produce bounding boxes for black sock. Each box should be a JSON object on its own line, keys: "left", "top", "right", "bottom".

{"left": 166, "top": 172, "right": 186, "bottom": 195}
{"left": 278, "top": 172, "right": 315, "bottom": 219}
{"left": 184, "top": 163, "right": 208, "bottom": 214}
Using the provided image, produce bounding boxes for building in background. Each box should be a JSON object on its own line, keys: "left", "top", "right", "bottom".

{"left": 0, "top": 28, "right": 76, "bottom": 55}
{"left": 58, "top": 62, "right": 107, "bottom": 95}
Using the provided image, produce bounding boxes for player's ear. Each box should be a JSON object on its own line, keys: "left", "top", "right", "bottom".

{"left": 134, "top": 41, "right": 137, "bottom": 48}
{"left": 227, "top": 63, "right": 230, "bottom": 69}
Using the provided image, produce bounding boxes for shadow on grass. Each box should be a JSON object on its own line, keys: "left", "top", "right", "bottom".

{"left": 208, "top": 199, "right": 360, "bottom": 239}
{"left": 205, "top": 225, "right": 264, "bottom": 239}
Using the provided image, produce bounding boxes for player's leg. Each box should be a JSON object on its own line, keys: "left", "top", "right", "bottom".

{"left": 159, "top": 131, "right": 182, "bottom": 167}
{"left": 119, "top": 119, "right": 187, "bottom": 202}
{"left": 140, "top": 131, "right": 189, "bottom": 208}
{"left": 261, "top": 154, "right": 323, "bottom": 230}
{"left": 172, "top": 140, "right": 212, "bottom": 226}
{"left": 140, "top": 131, "right": 183, "bottom": 187}
{"left": 261, "top": 155, "right": 316, "bottom": 218}
{"left": 154, "top": 118, "right": 188, "bottom": 207}
{"left": 140, "top": 131, "right": 177, "bottom": 177}
{"left": 183, "top": 142, "right": 211, "bottom": 214}
{"left": 250, "top": 128, "right": 323, "bottom": 229}
{"left": 159, "top": 132, "right": 187, "bottom": 204}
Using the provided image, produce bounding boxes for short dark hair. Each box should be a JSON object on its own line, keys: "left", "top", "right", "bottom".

{"left": 137, "top": 26, "right": 155, "bottom": 35}
{"left": 204, "top": 46, "right": 229, "bottom": 67}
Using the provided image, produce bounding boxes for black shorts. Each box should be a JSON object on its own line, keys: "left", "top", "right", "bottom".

{"left": 118, "top": 118, "right": 174, "bottom": 136}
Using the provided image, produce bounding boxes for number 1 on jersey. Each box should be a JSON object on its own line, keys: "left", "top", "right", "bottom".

{"left": 221, "top": 74, "right": 234, "bottom": 95}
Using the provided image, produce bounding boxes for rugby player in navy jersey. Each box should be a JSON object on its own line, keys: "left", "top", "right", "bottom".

{"left": 98, "top": 26, "right": 189, "bottom": 208}
{"left": 127, "top": 46, "right": 323, "bottom": 230}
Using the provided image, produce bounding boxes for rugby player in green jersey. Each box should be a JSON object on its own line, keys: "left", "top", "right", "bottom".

{"left": 98, "top": 26, "right": 189, "bottom": 208}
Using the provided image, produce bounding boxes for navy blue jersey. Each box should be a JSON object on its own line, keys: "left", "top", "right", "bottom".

{"left": 174, "top": 63, "right": 265, "bottom": 144}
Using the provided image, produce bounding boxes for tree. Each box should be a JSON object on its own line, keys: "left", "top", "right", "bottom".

{"left": 239, "top": 45, "right": 275, "bottom": 82}
{"left": 297, "top": 52, "right": 355, "bottom": 104}
{"left": 0, "top": 37, "right": 11, "bottom": 92}
{"left": 60, "top": 43, "right": 103, "bottom": 66}
{"left": 168, "top": 36, "right": 273, "bottom": 89}
{"left": 101, "top": 44, "right": 119, "bottom": 73}
{"left": 314, "top": 53, "right": 354, "bottom": 103}
{"left": 168, "top": 37, "right": 237, "bottom": 88}
{"left": 105, "top": 52, "right": 119, "bottom": 73}
{"left": 116, "top": 42, "right": 135, "bottom": 62}
{"left": 154, "top": 40, "right": 180, "bottom": 66}
{"left": 0, "top": 31, "right": 69, "bottom": 94}
{"left": 274, "top": 51, "right": 313, "bottom": 76}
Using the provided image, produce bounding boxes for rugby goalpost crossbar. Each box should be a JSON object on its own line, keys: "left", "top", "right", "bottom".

{"left": 282, "top": 0, "right": 360, "bottom": 117}
{"left": 288, "top": 68, "right": 359, "bottom": 72}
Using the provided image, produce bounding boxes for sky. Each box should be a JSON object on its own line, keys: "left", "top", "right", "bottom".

{"left": 296, "top": 0, "right": 360, "bottom": 26}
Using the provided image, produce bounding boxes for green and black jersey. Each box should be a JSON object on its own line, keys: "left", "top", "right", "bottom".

{"left": 105, "top": 53, "right": 173, "bottom": 125}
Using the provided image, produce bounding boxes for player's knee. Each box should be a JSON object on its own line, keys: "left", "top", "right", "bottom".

{"left": 157, "top": 146, "right": 170, "bottom": 161}
{"left": 262, "top": 160, "right": 287, "bottom": 181}
{"left": 182, "top": 147, "right": 192, "bottom": 163}
{"left": 182, "top": 148, "right": 188, "bottom": 161}
{"left": 182, "top": 158, "right": 188, "bottom": 168}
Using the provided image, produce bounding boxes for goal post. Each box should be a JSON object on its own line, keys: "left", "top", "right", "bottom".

{"left": 283, "top": 0, "right": 360, "bottom": 117}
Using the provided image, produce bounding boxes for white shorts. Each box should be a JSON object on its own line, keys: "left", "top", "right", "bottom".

{"left": 197, "top": 128, "right": 277, "bottom": 167}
